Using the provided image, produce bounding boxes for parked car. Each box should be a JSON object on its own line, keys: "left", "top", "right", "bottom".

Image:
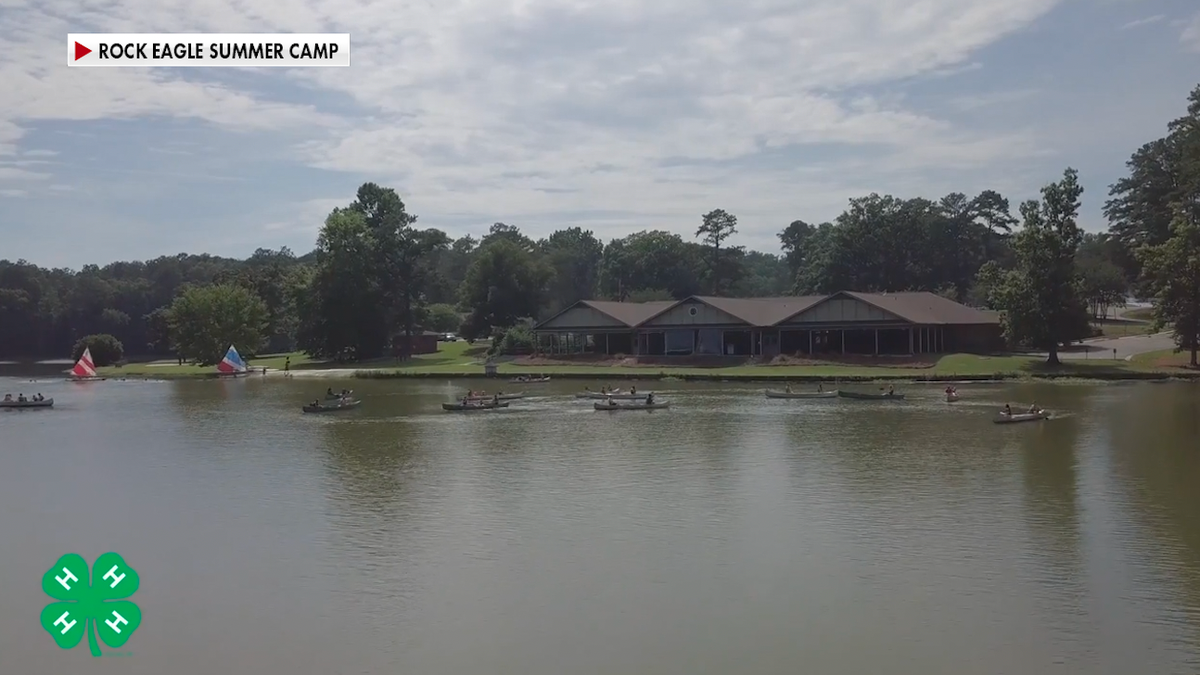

{"left": 439, "top": 333, "right": 459, "bottom": 342}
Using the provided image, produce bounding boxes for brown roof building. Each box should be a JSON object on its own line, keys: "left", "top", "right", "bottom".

{"left": 533, "top": 291, "right": 1002, "bottom": 357}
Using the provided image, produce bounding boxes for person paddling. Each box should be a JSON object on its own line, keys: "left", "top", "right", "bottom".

{"left": 1003, "top": 403, "right": 1012, "bottom": 417}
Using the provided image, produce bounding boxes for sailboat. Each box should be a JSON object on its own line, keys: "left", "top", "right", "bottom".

{"left": 68, "top": 347, "right": 106, "bottom": 382}
{"left": 216, "top": 345, "right": 251, "bottom": 377}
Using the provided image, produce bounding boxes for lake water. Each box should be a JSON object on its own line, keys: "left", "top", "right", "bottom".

{"left": 1, "top": 375, "right": 1199, "bottom": 674}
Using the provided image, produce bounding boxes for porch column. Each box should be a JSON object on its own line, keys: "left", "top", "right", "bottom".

{"left": 908, "top": 327, "right": 914, "bottom": 355}
{"left": 841, "top": 330, "right": 845, "bottom": 354}
{"left": 808, "top": 330, "right": 813, "bottom": 355}
{"left": 605, "top": 333, "right": 610, "bottom": 355}
{"left": 874, "top": 328, "right": 879, "bottom": 355}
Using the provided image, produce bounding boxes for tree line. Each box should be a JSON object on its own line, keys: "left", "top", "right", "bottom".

{"left": 1, "top": 83, "right": 1196, "bottom": 365}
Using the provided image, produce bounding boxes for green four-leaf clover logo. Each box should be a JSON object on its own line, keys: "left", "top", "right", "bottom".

{"left": 40, "top": 552, "right": 142, "bottom": 657}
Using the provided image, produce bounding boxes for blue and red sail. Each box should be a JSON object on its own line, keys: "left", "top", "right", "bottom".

{"left": 216, "top": 345, "right": 248, "bottom": 374}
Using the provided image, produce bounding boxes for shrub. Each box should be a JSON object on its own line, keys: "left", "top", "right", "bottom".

{"left": 71, "top": 334, "right": 124, "bottom": 366}
{"left": 496, "top": 324, "right": 534, "bottom": 355}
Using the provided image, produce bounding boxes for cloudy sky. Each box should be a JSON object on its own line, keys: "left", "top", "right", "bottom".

{"left": 1, "top": 0, "right": 1198, "bottom": 268}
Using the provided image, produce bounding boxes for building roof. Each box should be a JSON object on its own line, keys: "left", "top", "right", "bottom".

{"left": 580, "top": 299, "right": 677, "bottom": 326}
{"left": 535, "top": 291, "right": 999, "bottom": 330}
{"left": 842, "top": 291, "right": 999, "bottom": 325}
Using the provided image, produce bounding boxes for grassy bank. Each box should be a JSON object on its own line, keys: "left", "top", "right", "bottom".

{"left": 95, "top": 341, "right": 1200, "bottom": 382}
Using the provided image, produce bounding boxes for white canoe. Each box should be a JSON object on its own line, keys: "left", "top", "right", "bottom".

{"left": 993, "top": 411, "right": 1050, "bottom": 424}
{"left": 594, "top": 401, "right": 669, "bottom": 411}
{"left": 1, "top": 398, "right": 54, "bottom": 409}
{"left": 946, "top": 393, "right": 960, "bottom": 402}
{"left": 576, "top": 391, "right": 651, "bottom": 400}
{"left": 765, "top": 389, "right": 837, "bottom": 399}
{"left": 464, "top": 392, "right": 525, "bottom": 401}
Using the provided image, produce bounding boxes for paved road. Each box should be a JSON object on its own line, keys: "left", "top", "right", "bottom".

{"left": 1029, "top": 331, "right": 1176, "bottom": 361}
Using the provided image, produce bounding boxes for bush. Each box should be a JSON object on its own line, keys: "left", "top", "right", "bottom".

{"left": 496, "top": 324, "right": 534, "bottom": 355}
{"left": 71, "top": 334, "right": 124, "bottom": 366}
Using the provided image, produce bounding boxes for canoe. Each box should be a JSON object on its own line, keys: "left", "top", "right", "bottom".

{"left": 510, "top": 376, "right": 550, "bottom": 383}
{"left": 946, "top": 393, "right": 960, "bottom": 402}
{"left": 993, "top": 411, "right": 1049, "bottom": 424}
{"left": 443, "top": 401, "right": 510, "bottom": 411}
{"left": 464, "top": 392, "right": 525, "bottom": 401}
{"left": 575, "top": 391, "right": 652, "bottom": 400}
{"left": 837, "top": 390, "right": 905, "bottom": 401}
{"left": 765, "top": 389, "right": 837, "bottom": 399}
{"left": 68, "top": 377, "right": 107, "bottom": 382}
{"left": 594, "top": 401, "right": 670, "bottom": 411}
{"left": 0, "top": 398, "right": 54, "bottom": 409}
{"left": 302, "top": 399, "right": 362, "bottom": 413}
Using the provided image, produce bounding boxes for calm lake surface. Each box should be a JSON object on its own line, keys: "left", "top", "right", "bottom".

{"left": 1, "top": 375, "right": 1199, "bottom": 674}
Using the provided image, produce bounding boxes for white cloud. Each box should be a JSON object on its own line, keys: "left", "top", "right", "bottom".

{"left": 2, "top": 0, "right": 1077, "bottom": 243}
{"left": 0, "top": 188, "right": 28, "bottom": 197}
{"left": 1182, "top": 11, "right": 1200, "bottom": 51}
{"left": 1121, "top": 14, "right": 1164, "bottom": 30}
{"left": 0, "top": 166, "right": 50, "bottom": 180}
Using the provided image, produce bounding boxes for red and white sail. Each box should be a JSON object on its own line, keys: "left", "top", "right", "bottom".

{"left": 71, "top": 347, "right": 98, "bottom": 378}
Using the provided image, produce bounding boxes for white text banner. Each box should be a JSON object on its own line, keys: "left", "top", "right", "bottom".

{"left": 67, "top": 33, "right": 351, "bottom": 67}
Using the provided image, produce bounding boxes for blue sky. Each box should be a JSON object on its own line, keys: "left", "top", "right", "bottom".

{"left": 1, "top": 0, "right": 1198, "bottom": 268}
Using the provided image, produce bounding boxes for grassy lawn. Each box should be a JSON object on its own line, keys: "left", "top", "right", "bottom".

{"left": 1131, "top": 348, "right": 1199, "bottom": 369}
{"left": 96, "top": 342, "right": 487, "bottom": 377}
{"left": 97, "top": 341, "right": 1196, "bottom": 381}
{"left": 368, "top": 348, "right": 1185, "bottom": 380}
{"left": 1091, "top": 319, "right": 1153, "bottom": 338}
{"left": 1121, "top": 307, "right": 1155, "bottom": 322}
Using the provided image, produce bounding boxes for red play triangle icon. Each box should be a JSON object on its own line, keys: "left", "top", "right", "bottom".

{"left": 74, "top": 42, "right": 91, "bottom": 61}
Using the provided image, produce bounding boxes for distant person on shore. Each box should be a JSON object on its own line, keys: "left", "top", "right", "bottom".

{"left": 284, "top": 356, "right": 291, "bottom": 374}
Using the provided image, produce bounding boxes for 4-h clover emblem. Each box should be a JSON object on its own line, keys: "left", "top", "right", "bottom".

{"left": 40, "top": 552, "right": 141, "bottom": 657}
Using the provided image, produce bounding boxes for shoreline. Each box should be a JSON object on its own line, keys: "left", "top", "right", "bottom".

{"left": 64, "top": 367, "right": 1200, "bottom": 383}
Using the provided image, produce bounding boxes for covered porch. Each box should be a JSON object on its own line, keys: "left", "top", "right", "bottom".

{"left": 635, "top": 327, "right": 756, "bottom": 356}
{"left": 758, "top": 324, "right": 947, "bottom": 357}
{"left": 535, "top": 329, "right": 636, "bottom": 356}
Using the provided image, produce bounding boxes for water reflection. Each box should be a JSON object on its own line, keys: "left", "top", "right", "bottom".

{"left": 1106, "top": 383, "right": 1200, "bottom": 670}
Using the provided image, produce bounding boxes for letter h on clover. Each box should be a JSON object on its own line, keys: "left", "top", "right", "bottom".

{"left": 40, "top": 552, "right": 142, "bottom": 657}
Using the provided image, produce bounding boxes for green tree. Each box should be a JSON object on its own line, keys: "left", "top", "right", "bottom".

{"left": 1104, "top": 85, "right": 1200, "bottom": 285}
{"left": 599, "top": 231, "right": 703, "bottom": 300}
{"left": 1138, "top": 208, "right": 1200, "bottom": 366}
{"left": 348, "top": 183, "right": 447, "bottom": 358}
{"left": 167, "top": 283, "right": 267, "bottom": 364}
{"left": 729, "top": 251, "right": 790, "bottom": 297}
{"left": 71, "top": 334, "right": 124, "bottom": 366}
{"left": 696, "top": 209, "right": 739, "bottom": 294}
{"left": 297, "top": 209, "right": 385, "bottom": 359}
{"left": 458, "top": 239, "right": 551, "bottom": 340}
{"left": 424, "top": 303, "right": 462, "bottom": 332}
{"left": 541, "top": 227, "right": 604, "bottom": 311}
{"left": 989, "top": 169, "right": 1091, "bottom": 363}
